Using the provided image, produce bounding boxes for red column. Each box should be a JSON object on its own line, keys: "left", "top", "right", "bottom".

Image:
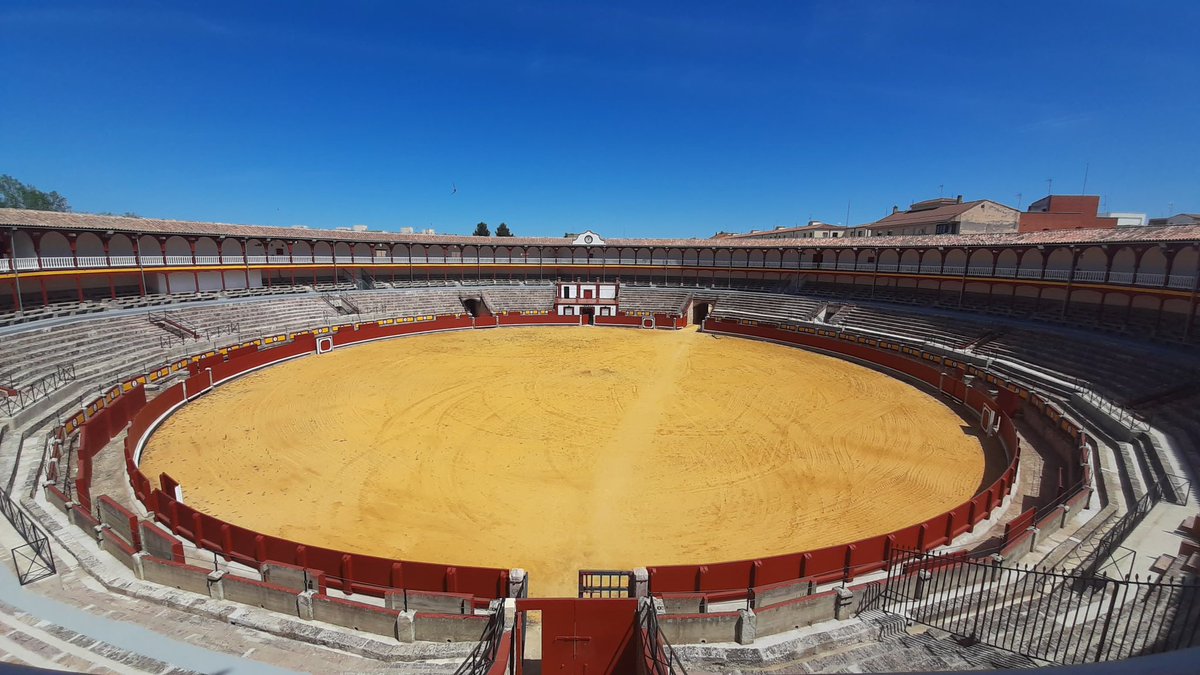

{"left": 242, "top": 238, "right": 250, "bottom": 288}
{"left": 68, "top": 234, "right": 79, "bottom": 268}
{"left": 30, "top": 232, "right": 43, "bottom": 270}
{"left": 188, "top": 238, "right": 199, "bottom": 292}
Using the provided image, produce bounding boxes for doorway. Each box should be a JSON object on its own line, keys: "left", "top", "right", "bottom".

{"left": 581, "top": 307, "right": 595, "bottom": 325}
{"left": 691, "top": 302, "right": 711, "bottom": 325}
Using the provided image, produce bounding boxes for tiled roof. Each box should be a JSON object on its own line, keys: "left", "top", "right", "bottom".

{"left": 871, "top": 200, "right": 1016, "bottom": 227}
{"left": 1, "top": 208, "right": 1198, "bottom": 250}
{"left": 724, "top": 223, "right": 847, "bottom": 238}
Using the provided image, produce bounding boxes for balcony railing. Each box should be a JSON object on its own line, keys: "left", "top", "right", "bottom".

{"left": 0, "top": 255, "right": 1195, "bottom": 291}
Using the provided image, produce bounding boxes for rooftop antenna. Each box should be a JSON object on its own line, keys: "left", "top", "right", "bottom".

{"left": 939, "top": 184, "right": 944, "bottom": 197}
{"left": 1081, "top": 163, "right": 1089, "bottom": 195}
{"left": 1016, "top": 192, "right": 1023, "bottom": 210}
{"left": 1046, "top": 178, "right": 1053, "bottom": 195}
{"left": 844, "top": 199, "right": 852, "bottom": 228}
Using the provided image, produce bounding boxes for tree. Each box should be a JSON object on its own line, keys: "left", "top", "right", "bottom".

{"left": 0, "top": 175, "right": 70, "bottom": 212}
{"left": 496, "top": 222, "right": 513, "bottom": 237}
{"left": 473, "top": 222, "right": 490, "bottom": 236}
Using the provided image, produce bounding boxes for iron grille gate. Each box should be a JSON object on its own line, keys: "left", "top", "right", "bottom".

{"left": 879, "top": 548, "right": 1200, "bottom": 665}
{"left": 0, "top": 490, "right": 56, "bottom": 585}
{"left": 579, "top": 570, "right": 634, "bottom": 598}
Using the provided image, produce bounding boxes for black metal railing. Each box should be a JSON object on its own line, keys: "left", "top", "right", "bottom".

{"left": 579, "top": 569, "right": 634, "bottom": 598}
{"left": 0, "top": 363, "right": 78, "bottom": 416}
{"left": 454, "top": 605, "right": 508, "bottom": 675}
{"left": 0, "top": 487, "right": 56, "bottom": 585}
{"left": 880, "top": 548, "right": 1200, "bottom": 665}
{"left": 638, "top": 598, "right": 688, "bottom": 675}
{"left": 1076, "top": 479, "right": 1166, "bottom": 578}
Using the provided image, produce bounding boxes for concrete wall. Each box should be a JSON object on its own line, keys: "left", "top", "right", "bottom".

{"left": 101, "top": 533, "right": 141, "bottom": 574}
{"left": 385, "top": 589, "right": 472, "bottom": 614}
{"left": 262, "top": 561, "right": 324, "bottom": 593}
{"left": 97, "top": 496, "right": 140, "bottom": 548}
{"left": 140, "top": 557, "right": 212, "bottom": 596}
{"left": 68, "top": 505, "right": 102, "bottom": 541}
{"left": 658, "top": 593, "right": 706, "bottom": 614}
{"left": 752, "top": 578, "right": 814, "bottom": 608}
{"left": 311, "top": 594, "right": 399, "bottom": 639}
{"left": 413, "top": 613, "right": 489, "bottom": 643}
{"left": 755, "top": 591, "right": 837, "bottom": 637}
{"left": 658, "top": 611, "right": 740, "bottom": 644}
{"left": 44, "top": 485, "right": 70, "bottom": 514}
{"left": 139, "top": 520, "right": 184, "bottom": 561}
{"left": 221, "top": 575, "right": 300, "bottom": 616}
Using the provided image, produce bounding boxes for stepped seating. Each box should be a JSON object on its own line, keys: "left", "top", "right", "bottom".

{"left": 832, "top": 306, "right": 987, "bottom": 348}
{"left": 617, "top": 285, "right": 692, "bottom": 314}
{"left": 707, "top": 290, "right": 820, "bottom": 324}
{"left": 479, "top": 286, "right": 556, "bottom": 313}
{"left": 346, "top": 289, "right": 467, "bottom": 317}
{"left": 391, "top": 279, "right": 460, "bottom": 288}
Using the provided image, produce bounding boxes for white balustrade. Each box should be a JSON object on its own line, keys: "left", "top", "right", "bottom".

{"left": 40, "top": 257, "right": 74, "bottom": 269}
{"left": 5, "top": 249, "right": 1195, "bottom": 296}
{"left": 1168, "top": 275, "right": 1194, "bottom": 289}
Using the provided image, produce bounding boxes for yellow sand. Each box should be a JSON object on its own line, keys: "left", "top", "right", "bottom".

{"left": 140, "top": 327, "right": 984, "bottom": 596}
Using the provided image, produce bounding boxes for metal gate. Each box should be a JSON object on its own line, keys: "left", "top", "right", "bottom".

{"left": 879, "top": 548, "right": 1200, "bottom": 665}
{"left": 0, "top": 490, "right": 55, "bottom": 585}
{"left": 579, "top": 570, "right": 634, "bottom": 598}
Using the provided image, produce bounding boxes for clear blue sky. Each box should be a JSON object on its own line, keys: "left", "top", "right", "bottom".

{"left": 2, "top": 1, "right": 1197, "bottom": 237}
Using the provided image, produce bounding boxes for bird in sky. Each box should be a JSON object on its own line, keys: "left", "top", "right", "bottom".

{"left": 451, "top": 182, "right": 457, "bottom": 195}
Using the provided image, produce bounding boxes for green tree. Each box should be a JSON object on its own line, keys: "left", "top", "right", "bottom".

{"left": 0, "top": 175, "right": 70, "bottom": 212}
{"left": 496, "top": 222, "right": 513, "bottom": 237}
{"left": 473, "top": 222, "right": 490, "bottom": 236}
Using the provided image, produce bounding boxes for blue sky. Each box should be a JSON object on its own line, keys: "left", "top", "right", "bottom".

{"left": 2, "top": 1, "right": 1197, "bottom": 238}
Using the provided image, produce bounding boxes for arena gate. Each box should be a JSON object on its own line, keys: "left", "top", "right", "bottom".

{"left": 578, "top": 570, "right": 635, "bottom": 598}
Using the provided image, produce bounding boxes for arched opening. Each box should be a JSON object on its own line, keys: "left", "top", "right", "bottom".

{"left": 461, "top": 297, "right": 490, "bottom": 318}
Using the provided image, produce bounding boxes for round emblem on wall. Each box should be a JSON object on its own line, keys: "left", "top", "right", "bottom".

{"left": 584, "top": 235, "right": 594, "bottom": 244}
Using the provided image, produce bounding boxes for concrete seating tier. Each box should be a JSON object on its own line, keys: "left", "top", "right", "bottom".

{"left": 617, "top": 285, "right": 693, "bottom": 314}
{"left": 476, "top": 286, "right": 557, "bottom": 313}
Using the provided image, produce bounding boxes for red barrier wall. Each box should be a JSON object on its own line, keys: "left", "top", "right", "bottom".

{"left": 497, "top": 314, "right": 579, "bottom": 327}
{"left": 58, "top": 311, "right": 1085, "bottom": 604}
{"left": 644, "top": 319, "right": 1036, "bottom": 595}
{"left": 595, "top": 315, "right": 644, "bottom": 327}
{"left": 116, "top": 316, "right": 511, "bottom": 600}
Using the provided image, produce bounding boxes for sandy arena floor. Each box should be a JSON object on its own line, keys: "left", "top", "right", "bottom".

{"left": 140, "top": 326, "right": 985, "bottom": 596}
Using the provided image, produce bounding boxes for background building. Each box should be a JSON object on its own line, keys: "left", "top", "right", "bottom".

{"left": 715, "top": 221, "right": 850, "bottom": 240}
{"left": 864, "top": 196, "right": 1019, "bottom": 236}
{"left": 1103, "top": 212, "right": 1148, "bottom": 228}
{"left": 1149, "top": 213, "right": 1200, "bottom": 227}
{"left": 1018, "top": 195, "right": 1117, "bottom": 232}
